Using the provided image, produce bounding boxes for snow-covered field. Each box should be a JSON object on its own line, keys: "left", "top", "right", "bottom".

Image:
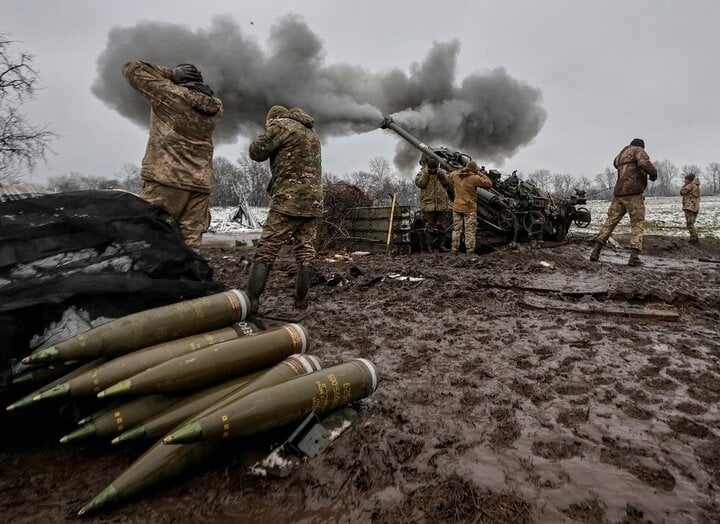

{"left": 582, "top": 195, "right": 720, "bottom": 238}
{"left": 209, "top": 206, "right": 268, "bottom": 233}
{"left": 209, "top": 196, "right": 720, "bottom": 239}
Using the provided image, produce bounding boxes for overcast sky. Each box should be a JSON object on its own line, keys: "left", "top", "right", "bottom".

{"left": 3, "top": 0, "right": 719, "bottom": 184}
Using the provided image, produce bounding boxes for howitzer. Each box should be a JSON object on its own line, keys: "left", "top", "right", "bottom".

{"left": 380, "top": 114, "right": 591, "bottom": 246}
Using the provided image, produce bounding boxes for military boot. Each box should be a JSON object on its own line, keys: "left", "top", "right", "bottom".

{"left": 627, "top": 248, "right": 642, "bottom": 266}
{"left": 246, "top": 261, "right": 270, "bottom": 315}
{"left": 589, "top": 241, "right": 603, "bottom": 262}
{"left": 294, "top": 262, "right": 313, "bottom": 310}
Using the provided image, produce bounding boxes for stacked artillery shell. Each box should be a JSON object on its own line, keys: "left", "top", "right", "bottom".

{"left": 23, "top": 289, "right": 250, "bottom": 365}
{"left": 32, "top": 321, "right": 261, "bottom": 403}
{"left": 11, "top": 362, "right": 81, "bottom": 386}
{"left": 6, "top": 358, "right": 106, "bottom": 411}
{"left": 98, "top": 323, "right": 310, "bottom": 398}
{"left": 112, "top": 370, "right": 267, "bottom": 443}
{"left": 79, "top": 354, "right": 322, "bottom": 516}
{"left": 60, "top": 394, "right": 180, "bottom": 443}
{"left": 164, "top": 359, "right": 378, "bottom": 444}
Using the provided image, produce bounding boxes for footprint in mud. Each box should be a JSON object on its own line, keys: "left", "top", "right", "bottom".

{"left": 562, "top": 498, "right": 606, "bottom": 524}
{"left": 629, "top": 464, "right": 676, "bottom": 491}
{"left": 666, "top": 416, "right": 710, "bottom": 438}
{"left": 694, "top": 438, "right": 720, "bottom": 483}
{"left": 557, "top": 408, "right": 589, "bottom": 428}
{"left": 531, "top": 439, "right": 584, "bottom": 460}
{"left": 642, "top": 377, "right": 677, "bottom": 392}
{"left": 375, "top": 473, "right": 533, "bottom": 523}
{"left": 675, "top": 402, "right": 706, "bottom": 415}
{"left": 489, "top": 408, "right": 521, "bottom": 449}
{"left": 620, "top": 402, "right": 654, "bottom": 421}
{"left": 553, "top": 382, "right": 591, "bottom": 396}
{"left": 386, "top": 433, "right": 424, "bottom": 465}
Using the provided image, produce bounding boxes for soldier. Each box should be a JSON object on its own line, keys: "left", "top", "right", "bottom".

{"left": 247, "top": 106, "right": 322, "bottom": 314}
{"left": 589, "top": 138, "right": 657, "bottom": 266}
{"left": 680, "top": 173, "right": 700, "bottom": 243}
{"left": 122, "top": 61, "right": 223, "bottom": 251}
{"left": 414, "top": 158, "right": 451, "bottom": 252}
{"left": 448, "top": 161, "right": 492, "bottom": 255}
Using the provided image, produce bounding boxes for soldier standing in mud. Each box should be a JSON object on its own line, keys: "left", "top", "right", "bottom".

{"left": 680, "top": 174, "right": 701, "bottom": 244}
{"left": 122, "top": 61, "right": 223, "bottom": 251}
{"left": 246, "top": 105, "right": 323, "bottom": 315}
{"left": 448, "top": 161, "right": 492, "bottom": 255}
{"left": 415, "top": 158, "right": 451, "bottom": 252}
{"left": 589, "top": 138, "right": 657, "bottom": 266}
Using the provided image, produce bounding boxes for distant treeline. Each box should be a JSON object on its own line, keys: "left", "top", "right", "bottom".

{"left": 38, "top": 157, "right": 720, "bottom": 206}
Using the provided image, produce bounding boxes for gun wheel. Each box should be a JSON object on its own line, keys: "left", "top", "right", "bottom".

{"left": 496, "top": 210, "right": 517, "bottom": 232}
{"left": 573, "top": 207, "right": 591, "bottom": 228}
{"left": 522, "top": 210, "right": 545, "bottom": 235}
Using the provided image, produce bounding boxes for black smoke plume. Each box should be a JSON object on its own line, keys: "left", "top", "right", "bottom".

{"left": 92, "top": 14, "right": 546, "bottom": 170}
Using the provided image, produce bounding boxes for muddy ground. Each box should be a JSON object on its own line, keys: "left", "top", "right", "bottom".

{"left": 2, "top": 234, "right": 720, "bottom": 523}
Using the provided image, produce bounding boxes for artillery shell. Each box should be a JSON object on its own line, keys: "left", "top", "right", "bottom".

{"left": 78, "top": 354, "right": 321, "bottom": 515}
{"left": 164, "top": 359, "right": 377, "bottom": 444}
{"left": 59, "top": 394, "right": 180, "bottom": 443}
{"left": 24, "top": 290, "right": 250, "bottom": 364}
{"left": 6, "top": 359, "right": 106, "bottom": 411}
{"left": 98, "top": 323, "right": 309, "bottom": 398}
{"left": 33, "top": 321, "right": 261, "bottom": 403}
{"left": 111, "top": 371, "right": 264, "bottom": 444}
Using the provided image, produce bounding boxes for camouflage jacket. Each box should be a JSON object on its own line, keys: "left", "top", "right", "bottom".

{"left": 448, "top": 168, "right": 492, "bottom": 213}
{"left": 122, "top": 61, "right": 223, "bottom": 194}
{"left": 613, "top": 145, "right": 657, "bottom": 197}
{"left": 680, "top": 179, "right": 700, "bottom": 213}
{"left": 249, "top": 108, "right": 323, "bottom": 217}
{"left": 415, "top": 166, "right": 450, "bottom": 211}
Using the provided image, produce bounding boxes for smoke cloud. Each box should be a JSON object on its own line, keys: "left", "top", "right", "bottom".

{"left": 92, "top": 15, "right": 546, "bottom": 171}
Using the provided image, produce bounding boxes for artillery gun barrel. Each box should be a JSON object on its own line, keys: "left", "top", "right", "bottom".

{"left": 379, "top": 114, "right": 457, "bottom": 172}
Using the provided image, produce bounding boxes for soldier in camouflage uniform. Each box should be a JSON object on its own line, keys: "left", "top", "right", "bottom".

{"left": 415, "top": 158, "right": 451, "bottom": 252}
{"left": 680, "top": 174, "right": 700, "bottom": 243}
{"left": 122, "top": 61, "right": 223, "bottom": 251}
{"left": 246, "top": 105, "right": 323, "bottom": 314}
{"left": 447, "top": 161, "right": 492, "bottom": 255}
{"left": 590, "top": 138, "right": 657, "bottom": 266}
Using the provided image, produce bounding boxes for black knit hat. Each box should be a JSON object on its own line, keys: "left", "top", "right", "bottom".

{"left": 426, "top": 158, "right": 439, "bottom": 169}
{"left": 630, "top": 138, "right": 645, "bottom": 148}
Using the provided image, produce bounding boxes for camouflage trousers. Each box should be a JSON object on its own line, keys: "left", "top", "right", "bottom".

{"left": 141, "top": 180, "right": 210, "bottom": 251}
{"left": 684, "top": 210, "right": 698, "bottom": 241}
{"left": 594, "top": 194, "right": 645, "bottom": 250}
{"left": 254, "top": 209, "right": 318, "bottom": 264}
{"left": 452, "top": 210, "right": 477, "bottom": 253}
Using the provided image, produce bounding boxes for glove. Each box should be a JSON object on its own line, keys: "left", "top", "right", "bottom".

{"left": 649, "top": 173, "right": 657, "bottom": 182}
{"left": 172, "top": 64, "right": 203, "bottom": 84}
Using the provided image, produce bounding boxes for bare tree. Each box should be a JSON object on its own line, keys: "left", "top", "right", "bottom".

{"left": 528, "top": 169, "right": 552, "bottom": 192}
{"left": 706, "top": 161, "right": 720, "bottom": 195}
{"left": 551, "top": 173, "right": 574, "bottom": 195}
{"left": 211, "top": 156, "right": 241, "bottom": 206}
{"left": 112, "top": 163, "right": 141, "bottom": 193}
{"left": 0, "top": 34, "right": 55, "bottom": 183}
{"left": 649, "top": 159, "right": 678, "bottom": 197}
{"left": 236, "top": 154, "right": 271, "bottom": 206}
{"left": 45, "top": 172, "right": 119, "bottom": 191}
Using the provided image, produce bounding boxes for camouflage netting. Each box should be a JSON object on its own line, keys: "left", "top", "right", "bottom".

{"left": 318, "top": 182, "right": 372, "bottom": 250}
{"left": 0, "top": 190, "right": 227, "bottom": 385}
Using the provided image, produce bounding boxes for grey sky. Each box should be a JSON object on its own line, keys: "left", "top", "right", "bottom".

{"left": 3, "top": 0, "right": 719, "bottom": 183}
